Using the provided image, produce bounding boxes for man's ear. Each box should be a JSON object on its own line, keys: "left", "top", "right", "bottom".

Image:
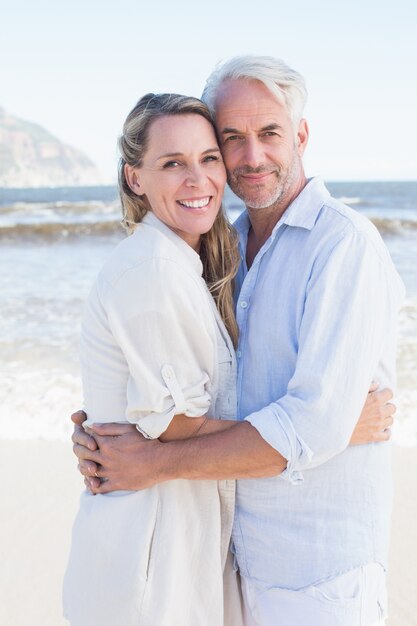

{"left": 124, "top": 163, "right": 143, "bottom": 195}
{"left": 296, "top": 118, "right": 309, "bottom": 156}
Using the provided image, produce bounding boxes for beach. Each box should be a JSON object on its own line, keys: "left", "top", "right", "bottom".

{"left": 0, "top": 440, "right": 415, "bottom": 626}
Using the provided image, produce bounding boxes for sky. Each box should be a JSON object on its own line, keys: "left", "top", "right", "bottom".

{"left": 1, "top": 0, "right": 416, "bottom": 182}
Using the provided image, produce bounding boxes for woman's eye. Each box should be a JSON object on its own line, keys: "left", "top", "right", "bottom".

{"left": 203, "top": 155, "right": 220, "bottom": 163}
{"left": 163, "top": 160, "right": 180, "bottom": 168}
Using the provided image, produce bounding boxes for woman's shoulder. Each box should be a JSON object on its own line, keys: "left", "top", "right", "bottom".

{"left": 98, "top": 223, "right": 191, "bottom": 282}
{"left": 95, "top": 223, "right": 207, "bottom": 307}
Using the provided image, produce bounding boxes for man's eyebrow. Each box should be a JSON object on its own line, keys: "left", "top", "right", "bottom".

{"left": 260, "top": 123, "right": 283, "bottom": 132}
{"left": 221, "top": 123, "right": 284, "bottom": 135}
{"left": 156, "top": 147, "right": 221, "bottom": 160}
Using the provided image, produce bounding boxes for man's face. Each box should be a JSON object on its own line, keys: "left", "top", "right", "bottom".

{"left": 214, "top": 79, "right": 308, "bottom": 210}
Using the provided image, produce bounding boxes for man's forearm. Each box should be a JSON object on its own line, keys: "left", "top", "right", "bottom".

{"left": 157, "top": 421, "right": 287, "bottom": 481}
{"left": 75, "top": 417, "right": 287, "bottom": 493}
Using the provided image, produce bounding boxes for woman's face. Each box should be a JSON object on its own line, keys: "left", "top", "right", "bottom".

{"left": 129, "top": 113, "right": 227, "bottom": 250}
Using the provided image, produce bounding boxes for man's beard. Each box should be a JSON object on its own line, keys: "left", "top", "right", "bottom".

{"left": 227, "top": 157, "right": 299, "bottom": 210}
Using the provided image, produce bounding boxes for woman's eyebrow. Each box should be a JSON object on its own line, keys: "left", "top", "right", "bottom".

{"left": 157, "top": 147, "right": 220, "bottom": 160}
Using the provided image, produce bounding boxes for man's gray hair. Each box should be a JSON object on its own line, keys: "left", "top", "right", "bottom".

{"left": 202, "top": 55, "right": 307, "bottom": 128}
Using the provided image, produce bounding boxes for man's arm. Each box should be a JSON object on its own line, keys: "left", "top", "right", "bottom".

{"left": 72, "top": 385, "right": 394, "bottom": 493}
{"left": 241, "top": 229, "right": 403, "bottom": 481}
{"left": 76, "top": 418, "right": 286, "bottom": 494}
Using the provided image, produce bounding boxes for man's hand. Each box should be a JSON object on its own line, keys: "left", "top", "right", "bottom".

{"left": 71, "top": 412, "right": 165, "bottom": 493}
{"left": 71, "top": 410, "right": 99, "bottom": 488}
{"left": 349, "top": 384, "right": 396, "bottom": 445}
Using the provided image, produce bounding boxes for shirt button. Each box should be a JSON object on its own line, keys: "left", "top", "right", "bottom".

{"left": 236, "top": 350, "right": 242, "bottom": 358}
{"left": 240, "top": 301, "right": 248, "bottom": 309}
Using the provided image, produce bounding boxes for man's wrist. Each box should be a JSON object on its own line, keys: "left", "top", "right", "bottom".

{"left": 151, "top": 438, "right": 179, "bottom": 484}
{"left": 154, "top": 441, "right": 174, "bottom": 483}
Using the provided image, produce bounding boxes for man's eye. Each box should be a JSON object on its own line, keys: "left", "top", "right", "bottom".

{"left": 262, "top": 131, "right": 278, "bottom": 137}
{"left": 163, "top": 161, "right": 180, "bottom": 168}
{"left": 224, "top": 135, "right": 240, "bottom": 142}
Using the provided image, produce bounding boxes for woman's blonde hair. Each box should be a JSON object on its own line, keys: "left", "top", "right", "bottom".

{"left": 118, "top": 93, "right": 239, "bottom": 346}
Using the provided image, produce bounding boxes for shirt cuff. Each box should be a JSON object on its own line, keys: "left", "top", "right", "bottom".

{"left": 134, "top": 364, "right": 211, "bottom": 439}
{"left": 245, "top": 404, "right": 314, "bottom": 484}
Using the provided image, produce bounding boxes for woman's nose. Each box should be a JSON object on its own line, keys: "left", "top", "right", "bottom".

{"left": 184, "top": 164, "right": 205, "bottom": 186}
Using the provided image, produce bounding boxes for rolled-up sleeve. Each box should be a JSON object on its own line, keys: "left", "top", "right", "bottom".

{"left": 101, "top": 258, "right": 217, "bottom": 439}
{"left": 245, "top": 228, "right": 402, "bottom": 483}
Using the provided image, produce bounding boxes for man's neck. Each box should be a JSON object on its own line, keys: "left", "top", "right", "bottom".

{"left": 245, "top": 175, "right": 308, "bottom": 268}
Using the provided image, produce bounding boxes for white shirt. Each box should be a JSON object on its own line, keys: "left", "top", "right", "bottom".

{"left": 81, "top": 210, "right": 227, "bottom": 435}
{"left": 64, "top": 211, "right": 238, "bottom": 626}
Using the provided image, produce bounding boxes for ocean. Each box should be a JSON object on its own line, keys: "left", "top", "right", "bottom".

{"left": 1, "top": 182, "right": 416, "bottom": 444}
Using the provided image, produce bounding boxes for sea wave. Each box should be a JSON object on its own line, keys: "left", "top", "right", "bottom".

{"left": 0, "top": 199, "right": 119, "bottom": 214}
{"left": 2, "top": 214, "right": 417, "bottom": 239}
{"left": 0, "top": 219, "right": 124, "bottom": 239}
{"left": 337, "top": 196, "right": 364, "bottom": 205}
{"left": 371, "top": 217, "right": 417, "bottom": 235}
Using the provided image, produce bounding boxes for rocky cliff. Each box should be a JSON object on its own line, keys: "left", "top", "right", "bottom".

{"left": 0, "top": 107, "right": 103, "bottom": 188}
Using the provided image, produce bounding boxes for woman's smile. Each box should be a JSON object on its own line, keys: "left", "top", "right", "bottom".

{"left": 177, "top": 196, "right": 212, "bottom": 210}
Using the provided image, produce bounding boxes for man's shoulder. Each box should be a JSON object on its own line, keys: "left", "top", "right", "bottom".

{"left": 320, "top": 194, "right": 376, "bottom": 234}
{"left": 315, "top": 194, "right": 387, "bottom": 254}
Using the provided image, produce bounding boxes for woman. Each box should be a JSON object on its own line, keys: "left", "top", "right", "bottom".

{"left": 63, "top": 93, "right": 244, "bottom": 626}
{"left": 64, "top": 92, "right": 390, "bottom": 626}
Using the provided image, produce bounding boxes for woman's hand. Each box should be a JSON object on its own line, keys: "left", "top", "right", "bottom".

{"left": 349, "top": 384, "right": 396, "bottom": 445}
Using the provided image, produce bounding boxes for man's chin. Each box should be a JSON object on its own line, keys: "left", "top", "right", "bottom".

{"left": 236, "top": 191, "right": 284, "bottom": 210}
{"left": 228, "top": 180, "right": 284, "bottom": 210}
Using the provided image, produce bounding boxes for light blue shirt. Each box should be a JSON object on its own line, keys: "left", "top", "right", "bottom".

{"left": 232, "top": 177, "right": 405, "bottom": 589}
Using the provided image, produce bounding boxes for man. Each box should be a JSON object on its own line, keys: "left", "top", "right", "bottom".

{"left": 73, "top": 56, "right": 403, "bottom": 625}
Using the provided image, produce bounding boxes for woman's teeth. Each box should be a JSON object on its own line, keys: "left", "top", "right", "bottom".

{"left": 178, "top": 197, "right": 210, "bottom": 208}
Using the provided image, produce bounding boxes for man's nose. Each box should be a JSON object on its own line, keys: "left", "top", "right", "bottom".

{"left": 242, "top": 137, "right": 265, "bottom": 169}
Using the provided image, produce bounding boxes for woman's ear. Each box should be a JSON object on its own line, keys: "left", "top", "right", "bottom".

{"left": 124, "top": 164, "right": 143, "bottom": 195}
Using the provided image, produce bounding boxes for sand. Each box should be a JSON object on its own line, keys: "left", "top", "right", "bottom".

{"left": 0, "top": 440, "right": 415, "bottom": 626}
{"left": 387, "top": 446, "right": 417, "bottom": 626}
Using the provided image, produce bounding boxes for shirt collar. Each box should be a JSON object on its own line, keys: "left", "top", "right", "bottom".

{"left": 233, "top": 177, "right": 331, "bottom": 239}
{"left": 281, "top": 177, "right": 330, "bottom": 230}
{"left": 140, "top": 211, "right": 203, "bottom": 275}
